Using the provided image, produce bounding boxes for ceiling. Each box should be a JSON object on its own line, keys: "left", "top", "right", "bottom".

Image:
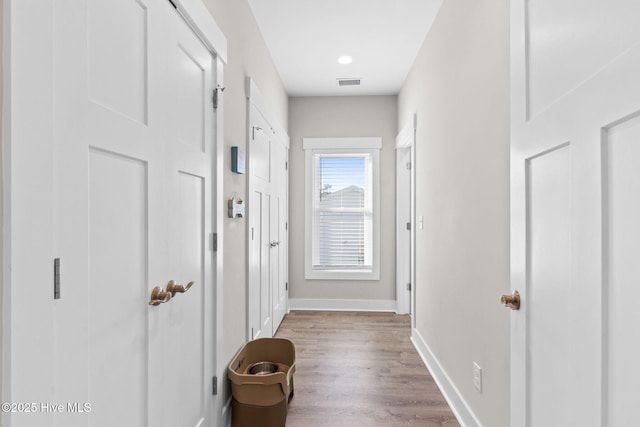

{"left": 247, "top": 0, "right": 444, "bottom": 97}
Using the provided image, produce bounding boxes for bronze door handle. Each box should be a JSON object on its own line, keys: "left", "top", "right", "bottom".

{"left": 166, "top": 280, "right": 195, "bottom": 297}
{"left": 500, "top": 290, "right": 520, "bottom": 310}
{"left": 148, "top": 286, "right": 172, "bottom": 306}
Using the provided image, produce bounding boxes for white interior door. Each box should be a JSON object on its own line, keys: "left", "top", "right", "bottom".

{"left": 395, "top": 117, "right": 416, "bottom": 317}
{"left": 247, "top": 87, "right": 289, "bottom": 340}
{"left": 164, "top": 11, "right": 216, "bottom": 427}
{"left": 395, "top": 147, "right": 411, "bottom": 315}
{"left": 510, "top": 1, "right": 640, "bottom": 426}
{"left": 248, "top": 105, "right": 273, "bottom": 340}
{"left": 271, "top": 144, "right": 288, "bottom": 332}
{"left": 50, "top": 1, "right": 215, "bottom": 426}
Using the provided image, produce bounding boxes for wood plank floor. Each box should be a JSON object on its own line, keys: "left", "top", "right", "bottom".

{"left": 274, "top": 311, "right": 461, "bottom": 427}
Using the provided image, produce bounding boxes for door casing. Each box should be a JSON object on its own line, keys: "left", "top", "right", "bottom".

{"left": 395, "top": 115, "right": 416, "bottom": 322}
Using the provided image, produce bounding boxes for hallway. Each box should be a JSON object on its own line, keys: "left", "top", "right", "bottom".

{"left": 275, "top": 311, "right": 460, "bottom": 426}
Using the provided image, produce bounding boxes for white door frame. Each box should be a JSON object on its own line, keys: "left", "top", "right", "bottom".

{"left": 395, "top": 114, "right": 416, "bottom": 321}
{"left": 2, "top": 1, "right": 227, "bottom": 425}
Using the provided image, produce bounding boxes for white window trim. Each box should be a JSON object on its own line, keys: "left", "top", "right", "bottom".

{"left": 303, "top": 137, "right": 381, "bottom": 281}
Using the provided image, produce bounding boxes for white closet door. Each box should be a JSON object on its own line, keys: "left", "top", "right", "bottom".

{"left": 4, "top": 1, "right": 216, "bottom": 426}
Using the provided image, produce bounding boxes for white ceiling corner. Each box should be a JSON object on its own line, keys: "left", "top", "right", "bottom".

{"left": 247, "top": 0, "right": 443, "bottom": 97}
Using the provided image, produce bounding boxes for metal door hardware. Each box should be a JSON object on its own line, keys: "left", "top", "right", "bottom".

{"left": 166, "top": 280, "right": 195, "bottom": 297}
{"left": 500, "top": 290, "right": 520, "bottom": 310}
{"left": 148, "top": 286, "right": 172, "bottom": 306}
{"left": 54, "top": 258, "right": 61, "bottom": 300}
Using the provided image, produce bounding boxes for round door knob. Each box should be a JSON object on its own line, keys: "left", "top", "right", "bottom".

{"left": 500, "top": 290, "right": 520, "bottom": 310}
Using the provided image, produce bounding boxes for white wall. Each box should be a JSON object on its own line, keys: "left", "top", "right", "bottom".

{"left": 0, "top": 1, "right": 4, "bottom": 422}
{"left": 397, "top": 0, "right": 510, "bottom": 426}
{"left": 288, "top": 96, "right": 397, "bottom": 306}
{"left": 202, "top": 0, "right": 288, "bottom": 403}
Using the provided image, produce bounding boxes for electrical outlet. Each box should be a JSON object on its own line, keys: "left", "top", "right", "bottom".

{"left": 473, "top": 362, "right": 483, "bottom": 393}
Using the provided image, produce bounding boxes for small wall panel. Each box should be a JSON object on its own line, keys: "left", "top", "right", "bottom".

{"left": 603, "top": 113, "right": 640, "bottom": 427}
{"left": 89, "top": 149, "right": 148, "bottom": 427}
{"left": 88, "top": 0, "right": 148, "bottom": 124}
{"left": 250, "top": 105, "right": 272, "bottom": 184}
{"left": 526, "top": 0, "right": 640, "bottom": 117}
{"left": 525, "top": 144, "right": 572, "bottom": 427}
{"left": 175, "top": 45, "right": 206, "bottom": 151}
{"left": 165, "top": 171, "right": 206, "bottom": 427}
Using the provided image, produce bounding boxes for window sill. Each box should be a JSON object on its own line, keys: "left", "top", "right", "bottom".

{"left": 305, "top": 268, "right": 380, "bottom": 281}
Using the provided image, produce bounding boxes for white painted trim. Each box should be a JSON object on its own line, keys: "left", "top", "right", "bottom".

{"left": 303, "top": 137, "right": 382, "bottom": 150}
{"left": 395, "top": 116, "right": 416, "bottom": 149}
{"left": 303, "top": 138, "right": 381, "bottom": 281}
{"left": 395, "top": 116, "right": 416, "bottom": 315}
{"left": 173, "top": 0, "right": 227, "bottom": 63}
{"left": 288, "top": 298, "right": 396, "bottom": 312}
{"left": 411, "top": 328, "right": 482, "bottom": 427}
{"left": 222, "top": 396, "right": 232, "bottom": 427}
{"left": 213, "top": 58, "right": 226, "bottom": 427}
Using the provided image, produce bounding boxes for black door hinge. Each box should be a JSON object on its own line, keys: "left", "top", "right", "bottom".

{"left": 212, "top": 233, "right": 218, "bottom": 252}
{"left": 213, "top": 85, "right": 225, "bottom": 110}
{"left": 212, "top": 376, "right": 218, "bottom": 395}
{"left": 54, "top": 258, "right": 61, "bottom": 300}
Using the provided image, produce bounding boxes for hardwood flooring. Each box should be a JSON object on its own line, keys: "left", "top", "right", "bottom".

{"left": 274, "top": 311, "right": 460, "bottom": 427}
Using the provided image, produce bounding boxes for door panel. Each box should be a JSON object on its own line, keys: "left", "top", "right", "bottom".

{"left": 272, "top": 195, "right": 287, "bottom": 331}
{"left": 526, "top": 145, "right": 572, "bottom": 427}
{"left": 165, "top": 172, "right": 206, "bottom": 427}
{"left": 251, "top": 107, "right": 272, "bottom": 184}
{"left": 175, "top": 47, "right": 206, "bottom": 151}
{"left": 87, "top": 0, "right": 148, "bottom": 124}
{"left": 261, "top": 194, "right": 273, "bottom": 336}
{"left": 527, "top": 1, "right": 640, "bottom": 116}
{"left": 88, "top": 149, "right": 149, "bottom": 427}
{"left": 603, "top": 115, "right": 640, "bottom": 427}
{"left": 248, "top": 191, "right": 264, "bottom": 339}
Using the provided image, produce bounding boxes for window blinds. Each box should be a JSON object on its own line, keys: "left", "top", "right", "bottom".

{"left": 312, "top": 154, "right": 373, "bottom": 268}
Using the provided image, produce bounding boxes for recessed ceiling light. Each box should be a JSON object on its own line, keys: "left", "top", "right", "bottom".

{"left": 337, "top": 55, "right": 352, "bottom": 65}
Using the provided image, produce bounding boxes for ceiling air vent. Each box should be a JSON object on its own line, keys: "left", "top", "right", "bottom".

{"left": 337, "top": 78, "right": 361, "bottom": 87}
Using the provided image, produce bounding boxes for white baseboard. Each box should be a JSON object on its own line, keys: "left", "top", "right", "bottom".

{"left": 221, "top": 396, "right": 232, "bottom": 427}
{"left": 288, "top": 298, "right": 397, "bottom": 312}
{"left": 411, "top": 328, "right": 482, "bottom": 427}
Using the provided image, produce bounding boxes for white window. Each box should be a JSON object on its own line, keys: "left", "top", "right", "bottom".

{"left": 304, "top": 138, "right": 381, "bottom": 280}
